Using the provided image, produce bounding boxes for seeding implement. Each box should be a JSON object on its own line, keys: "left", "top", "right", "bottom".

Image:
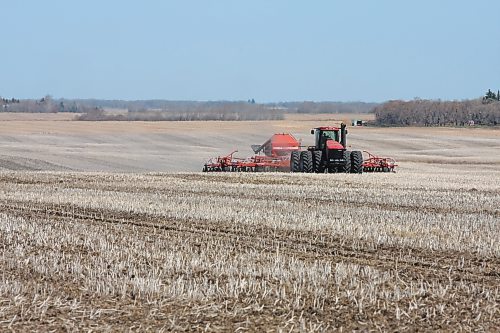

{"left": 203, "top": 124, "right": 397, "bottom": 173}
{"left": 362, "top": 151, "right": 397, "bottom": 172}
{"left": 203, "top": 134, "right": 300, "bottom": 172}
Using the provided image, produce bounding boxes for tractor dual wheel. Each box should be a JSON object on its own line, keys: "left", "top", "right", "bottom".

{"left": 340, "top": 150, "right": 351, "bottom": 173}
{"left": 312, "top": 150, "right": 323, "bottom": 173}
{"left": 290, "top": 151, "right": 301, "bottom": 172}
{"left": 350, "top": 150, "right": 363, "bottom": 174}
{"left": 300, "top": 151, "right": 313, "bottom": 173}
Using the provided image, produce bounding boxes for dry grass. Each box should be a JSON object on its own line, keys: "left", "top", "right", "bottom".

{"left": 0, "top": 163, "right": 498, "bottom": 331}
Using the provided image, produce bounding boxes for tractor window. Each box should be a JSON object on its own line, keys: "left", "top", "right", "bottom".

{"left": 317, "top": 130, "right": 339, "bottom": 149}
{"left": 322, "top": 131, "right": 338, "bottom": 142}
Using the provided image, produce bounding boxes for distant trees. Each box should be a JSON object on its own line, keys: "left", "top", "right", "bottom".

{"left": 2, "top": 97, "right": 375, "bottom": 116}
{"left": 1, "top": 97, "right": 20, "bottom": 105}
{"left": 77, "top": 102, "right": 284, "bottom": 121}
{"left": 1, "top": 95, "right": 58, "bottom": 113}
{"left": 3, "top": 93, "right": 499, "bottom": 126}
{"left": 374, "top": 90, "right": 500, "bottom": 126}
{"left": 483, "top": 89, "right": 500, "bottom": 103}
{"left": 0, "top": 96, "right": 100, "bottom": 113}
{"left": 0, "top": 95, "right": 57, "bottom": 113}
{"left": 272, "top": 101, "right": 377, "bottom": 114}
{"left": 67, "top": 99, "right": 376, "bottom": 114}
{"left": 75, "top": 99, "right": 371, "bottom": 121}
{"left": 374, "top": 98, "right": 500, "bottom": 126}
{"left": 1, "top": 97, "right": 20, "bottom": 111}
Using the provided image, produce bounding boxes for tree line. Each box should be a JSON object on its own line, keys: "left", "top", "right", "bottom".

{"left": 67, "top": 99, "right": 376, "bottom": 114}
{"left": 4, "top": 94, "right": 498, "bottom": 125}
{"left": 374, "top": 93, "right": 500, "bottom": 126}
{"left": 482, "top": 89, "right": 500, "bottom": 103}
{"left": 0, "top": 95, "right": 98, "bottom": 113}
{"left": 268, "top": 101, "right": 376, "bottom": 113}
{"left": 77, "top": 102, "right": 284, "bottom": 121}
{"left": 1, "top": 96, "right": 374, "bottom": 120}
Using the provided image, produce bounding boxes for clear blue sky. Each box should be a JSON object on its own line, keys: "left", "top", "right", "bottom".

{"left": 1, "top": 0, "right": 499, "bottom": 102}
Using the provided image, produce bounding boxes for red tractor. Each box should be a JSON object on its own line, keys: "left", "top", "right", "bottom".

{"left": 290, "top": 123, "right": 363, "bottom": 173}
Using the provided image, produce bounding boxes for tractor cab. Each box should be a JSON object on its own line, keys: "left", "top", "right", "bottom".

{"left": 310, "top": 123, "right": 347, "bottom": 150}
{"left": 312, "top": 128, "right": 340, "bottom": 150}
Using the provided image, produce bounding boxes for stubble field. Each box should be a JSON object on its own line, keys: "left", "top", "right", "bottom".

{"left": 0, "top": 114, "right": 499, "bottom": 331}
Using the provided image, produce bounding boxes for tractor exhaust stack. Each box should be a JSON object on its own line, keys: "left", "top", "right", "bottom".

{"left": 340, "top": 123, "right": 347, "bottom": 149}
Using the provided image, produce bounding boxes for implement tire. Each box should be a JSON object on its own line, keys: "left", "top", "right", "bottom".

{"left": 350, "top": 150, "right": 363, "bottom": 174}
{"left": 301, "top": 151, "right": 313, "bottom": 173}
{"left": 290, "top": 151, "right": 301, "bottom": 172}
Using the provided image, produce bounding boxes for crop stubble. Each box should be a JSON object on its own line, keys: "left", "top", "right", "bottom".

{"left": 0, "top": 164, "right": 499, "bottom": 331}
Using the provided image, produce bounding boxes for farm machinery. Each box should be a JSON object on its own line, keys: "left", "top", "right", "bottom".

{"left": 203, "top": 123, "right": 397, "bottom": 173}
{"left": 362, "top": 151, "right": 397, "bottom": 172}
{"left": 203, "top": 133, "right": 300, "bottom": 172}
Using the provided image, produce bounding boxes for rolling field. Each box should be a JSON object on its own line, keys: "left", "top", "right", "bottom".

{"left": 0, "top": 113, "right": 498, "bottom": 171}
{"left": 0, "top": 115, "right": 499, "bottom": 331}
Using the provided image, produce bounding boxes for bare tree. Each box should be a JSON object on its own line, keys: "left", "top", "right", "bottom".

{"left": 374, "top": 99, "right": 500, "bottom": 126}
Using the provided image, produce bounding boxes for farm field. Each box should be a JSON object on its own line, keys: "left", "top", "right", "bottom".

{"left": 0, "top": 115, "right": 499, "bottom": 331}
{"left": 0, "top": 113, "right": 498, "bottom": 171}
{"left": 0, "top": 165, "right": 499, "bottom": 331}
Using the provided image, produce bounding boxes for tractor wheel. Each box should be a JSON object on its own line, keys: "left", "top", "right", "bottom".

{"left": 350, "top": 150, "right": 363, "bottom": 174}
{"left": 312, "top": 151, "right": 323, "bottom": 173}
{"left": 290, "top": 151, "right": 301, "bottom": 172}
{"left": 300, "top": 151, "right": 313, "bottom": 173}
{"left": 341, "top": 150, "right": 351, "bottom": 173}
